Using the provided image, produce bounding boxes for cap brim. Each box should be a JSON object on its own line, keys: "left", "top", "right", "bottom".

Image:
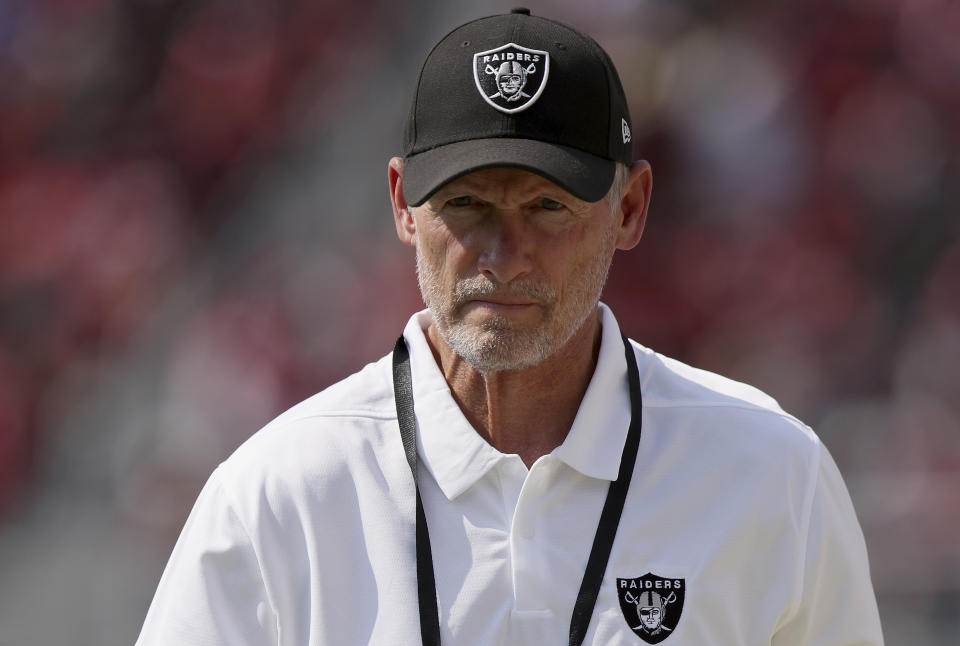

{"left": 402, "top": 138, "right": 616, "bottom": 206}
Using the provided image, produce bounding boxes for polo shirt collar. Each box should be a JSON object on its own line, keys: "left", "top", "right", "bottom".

{"left": 404, "top": 310, "right": 504, "bottom": 500}
{"left": 402, "top": 303, "right": 631, "bottom": 500}
{"left": 552, "top": 303, "right": 631, "bottom": 481}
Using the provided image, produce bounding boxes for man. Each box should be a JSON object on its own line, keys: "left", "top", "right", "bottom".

{"left": 137, "top": 9, "right": 884, "bottom": 645}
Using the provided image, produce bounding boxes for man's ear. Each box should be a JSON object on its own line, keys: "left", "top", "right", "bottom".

{"left": 615, "top": 160, "right": 653, "bottom": 251}
{"left": 389, "top": 157, "right": 417, "bottom": 246}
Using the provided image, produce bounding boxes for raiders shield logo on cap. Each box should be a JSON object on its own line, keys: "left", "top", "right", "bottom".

{"left": 616, "top": 573, "right": 686, "bottom": 644}
{"left": 473, "top": 43, "right": 550, "bottom": 114}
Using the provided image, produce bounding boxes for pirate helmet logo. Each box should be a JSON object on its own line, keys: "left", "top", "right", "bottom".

{"left": 616, "top": 573, "right": 685, "bottom": 644}
{"left": 473, "top": 43, "right": 550, "bottom": 114}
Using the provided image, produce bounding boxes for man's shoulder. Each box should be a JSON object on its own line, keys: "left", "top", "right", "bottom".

{"left": 629, "top": 340, "right": 824, "bottom": 498}
{"left": 634, "top": 342, "right": 782, "bottom": 412}
{"left": 217, "top": 352, "right": 400, "bottom": 483}
{"left": 269, "top": 352, "right": 398, "bottom": 430}
{"left": 629, "top": 339, "right": 817, "bottom": 445}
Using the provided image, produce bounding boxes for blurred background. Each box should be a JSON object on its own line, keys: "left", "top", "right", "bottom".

{"left": 0, "top": 0, "right": 957, "bottom": 643}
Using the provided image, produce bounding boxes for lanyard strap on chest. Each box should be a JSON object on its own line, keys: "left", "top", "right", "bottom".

{"left": 392, "top": 333, "right": 644, "bottom": 646}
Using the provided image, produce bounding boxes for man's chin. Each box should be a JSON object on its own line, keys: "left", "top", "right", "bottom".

{"left": 442, "top": 324, "right": 553, "bottom": 374}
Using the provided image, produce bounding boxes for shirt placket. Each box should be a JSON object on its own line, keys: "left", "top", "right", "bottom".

{"left": 501, "top": 456, "right": 562, "bottom": 644}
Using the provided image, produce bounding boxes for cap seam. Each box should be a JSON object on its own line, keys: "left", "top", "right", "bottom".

{"left": 505, "top": 13, "right": 524, "bottom": 134}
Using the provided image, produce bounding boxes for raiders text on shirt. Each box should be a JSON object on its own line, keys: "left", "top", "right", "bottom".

{"left": 619, "top": 578, "right": 683, "bottom": 591}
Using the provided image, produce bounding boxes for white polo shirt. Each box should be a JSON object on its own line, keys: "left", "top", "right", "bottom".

{"left": 137, "top": 304, "right": 883, "bottom": 645}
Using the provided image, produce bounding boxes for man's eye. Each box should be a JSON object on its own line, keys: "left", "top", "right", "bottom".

{"left": 449, "top": 196, "right": 475, "bottom": 207}
{"left": 540, "top": 198, "right": 563, "bottom": 210}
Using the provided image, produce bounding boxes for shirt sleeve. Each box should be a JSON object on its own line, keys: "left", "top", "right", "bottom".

{"left": 772, "top": 443, "right": 884, "bottom": 646}
{"left": 136, "top": 467, "right": 279, "bottom": 646}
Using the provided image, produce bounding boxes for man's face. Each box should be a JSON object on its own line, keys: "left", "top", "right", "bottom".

{"left": 411, "top": 168, "right": 619, "bottom": 373}
{"left": 639, "top": 605, "right": 663, "bottom": 630}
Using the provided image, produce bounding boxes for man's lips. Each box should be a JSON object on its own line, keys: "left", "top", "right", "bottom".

{"left": 461, "top": 298, "right": 537, "bottom": 311}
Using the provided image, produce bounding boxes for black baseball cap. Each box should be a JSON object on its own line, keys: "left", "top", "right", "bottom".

{"left": 401, "top": 8, "right": 633, "bottom": 206}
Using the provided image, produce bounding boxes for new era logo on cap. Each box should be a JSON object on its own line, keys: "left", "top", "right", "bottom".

{"left": 473, "top": 43, "right": 550, "bottom": 114}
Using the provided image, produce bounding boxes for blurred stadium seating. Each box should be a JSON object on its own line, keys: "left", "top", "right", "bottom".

{"left": 0, "top": 0, "right": 957, "bottom": 643}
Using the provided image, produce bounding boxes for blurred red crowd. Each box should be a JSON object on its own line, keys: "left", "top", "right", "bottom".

{"left": 0, "top": 0, "right": 397, "bottom": 510}
{"left": 0, "top": 2, "right": 957, "bottom": 601}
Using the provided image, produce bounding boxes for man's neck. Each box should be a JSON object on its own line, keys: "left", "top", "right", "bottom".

{"left": 425, "top": 310, "right": 603, "bottom": 468}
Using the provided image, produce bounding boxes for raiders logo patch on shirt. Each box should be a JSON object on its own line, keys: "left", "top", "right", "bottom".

{"left": 616, "top": 573, "right": 686, "bottom": 644}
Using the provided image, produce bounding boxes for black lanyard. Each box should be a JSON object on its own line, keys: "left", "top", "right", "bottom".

{"left": 392, "top": 333, "right": 643, "bottom": 646}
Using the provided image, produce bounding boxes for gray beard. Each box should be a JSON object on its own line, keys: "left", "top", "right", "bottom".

{"left": 414, "top": 235, "right": 614, "bottom": 374}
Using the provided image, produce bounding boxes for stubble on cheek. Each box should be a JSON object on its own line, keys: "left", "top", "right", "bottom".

{"left": 413, "top": 240, "right": 554, "bottom": 372}
{"left": 415, "top": 241, "right": 557, "bottom": 324}
{"left": 412, "top": 215, "right": 617, "bottom": 373}
{"left": 414, "top": 240, "right": 450, "bottom": 323}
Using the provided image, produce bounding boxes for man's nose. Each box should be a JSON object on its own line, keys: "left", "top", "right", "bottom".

{"left": 475, "top": 214, "right": 535, "bottom": 284}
